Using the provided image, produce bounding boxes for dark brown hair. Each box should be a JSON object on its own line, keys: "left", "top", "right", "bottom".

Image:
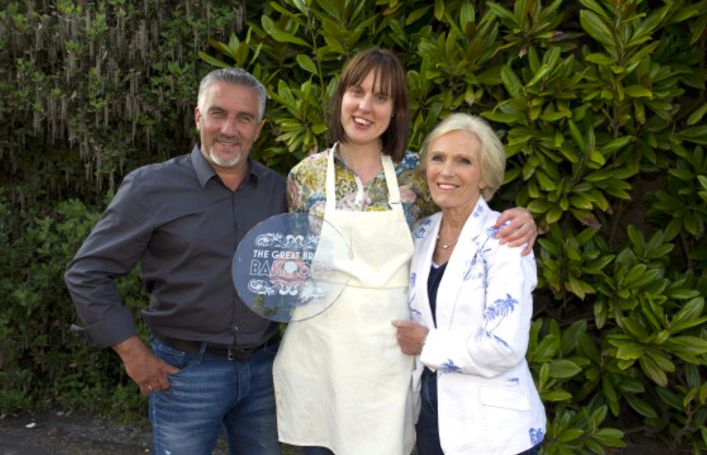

{"left": 327, "top": 48, "right": 410, "bottom": 162}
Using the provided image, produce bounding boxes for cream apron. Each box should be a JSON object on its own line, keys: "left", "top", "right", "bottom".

{"left": 274, "top": 146, "right": 415, "bottom": 454}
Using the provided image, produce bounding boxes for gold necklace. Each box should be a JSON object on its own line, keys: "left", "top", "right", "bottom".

{"left": 436, "top": 235, "right": 457, "bottom": 250}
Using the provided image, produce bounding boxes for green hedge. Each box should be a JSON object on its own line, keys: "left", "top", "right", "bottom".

{"left": 1, "top": 0, "right": 705, "bottom": 452}
{"left": 0, "top": 0, "right": 244, "bottom": 207}
{"left": 1, "top": 0, "right": 243, "bottom": 419}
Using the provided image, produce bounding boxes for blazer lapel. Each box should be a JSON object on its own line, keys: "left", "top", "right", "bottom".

{"left": 410, "top": 213, "right": 441, "bottom": 328}
{"left": 435, "top": 198, "right": 493, "bottom": 329}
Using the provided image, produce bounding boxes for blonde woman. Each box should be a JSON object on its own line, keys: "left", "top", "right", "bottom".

{"left": 394, "top": 113, "right": 545, "bottom": 454}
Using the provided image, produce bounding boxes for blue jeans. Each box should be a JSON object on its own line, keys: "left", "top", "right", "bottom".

{"left": 416, "top": 371, "right": 541, "bottom": 455}
{"left": 416, "top": 371, "right": 442, "bottom": 455}
{"left": 149, "top": 336, "right": 280, "bottom": 455}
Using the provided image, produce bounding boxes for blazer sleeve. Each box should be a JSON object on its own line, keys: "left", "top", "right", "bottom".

{"left": 420, "top": 237, "right": 537, "bottom": 378}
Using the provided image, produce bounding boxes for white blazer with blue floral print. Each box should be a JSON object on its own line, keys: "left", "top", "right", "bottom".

{"left": 409, "top": 197, "right": 546, "bottom": 455}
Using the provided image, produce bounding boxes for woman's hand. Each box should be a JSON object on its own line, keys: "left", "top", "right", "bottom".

{"left": 494, "top": 207, "right": 537, "bottom": 255}
{"left": 392, "top": 320, "right": 429, "bottom": 355}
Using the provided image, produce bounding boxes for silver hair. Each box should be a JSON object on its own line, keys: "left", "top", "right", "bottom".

{"left": 197, "top": 68, "right": 267, "bottom": 122}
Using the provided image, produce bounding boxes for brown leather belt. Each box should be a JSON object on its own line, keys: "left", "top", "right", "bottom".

{"left": 154, "top": 334, "right": 274, "bottom": 362}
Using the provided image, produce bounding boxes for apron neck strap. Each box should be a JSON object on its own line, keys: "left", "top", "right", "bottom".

{"left": 381, "top": 154, "right": 401, "bottom": 205}
{"left": 325, "top": 143, "right": 339, "bottom": 212}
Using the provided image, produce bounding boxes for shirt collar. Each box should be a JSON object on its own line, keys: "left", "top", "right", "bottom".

{"left": 191, "top": 145, "right": 261, "bottom": 188}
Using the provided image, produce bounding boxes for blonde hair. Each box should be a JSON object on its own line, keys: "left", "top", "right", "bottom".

{"left": 419, "top": 113, "right": 506, "bottom": 200}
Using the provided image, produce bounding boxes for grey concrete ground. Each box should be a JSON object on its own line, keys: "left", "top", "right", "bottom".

{"left": 0, "top": 410, "right": 152, "bottom": 455}
{"left": 0, "top": 410, "right": 687, "bottom": 454}
{"left": 0, "top": 410, "right": 304, "bottom": 454}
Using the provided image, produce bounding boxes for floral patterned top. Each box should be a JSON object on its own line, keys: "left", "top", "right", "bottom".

{"left": 287, "top": 147, "right": 435, "bottom": 229}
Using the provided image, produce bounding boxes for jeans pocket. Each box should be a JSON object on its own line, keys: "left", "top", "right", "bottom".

{"left": 151, "top": 337, "right": 200, "bottom": 376}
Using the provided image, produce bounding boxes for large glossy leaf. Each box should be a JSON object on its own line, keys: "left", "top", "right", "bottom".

{"left": 296, "top": 54, "right": 317, "bottom": 74}
{"left": 549, "top": 359, "right": 582, "bottom": 378}
{"left": 261, "top": 16, "right": 311, "bottom": 47}
{"left": 592, "top": 428, "right": 626, "bottom": 447}
{"left": 639, "top": 355, "right": 668, "bottom": 386}
{"left": 579, "top": 10, "right": 615, "bottom": 48}
{"left": 625, "top": 392, "right": 659, "bottom": 417}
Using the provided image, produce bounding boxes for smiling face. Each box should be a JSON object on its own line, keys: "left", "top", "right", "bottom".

{"left": 194, "top": 81, "right": 263, "bottom": 171}
{"left": 426, "top": 130, "right": 486, "bottom": 215}
{"left": 340, "top": 70, "right": 394, "bottom": 148}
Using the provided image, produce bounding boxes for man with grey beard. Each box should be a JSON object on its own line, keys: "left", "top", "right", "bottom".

{"left": 65, "top": 68, "right": 286, "bottom": 454}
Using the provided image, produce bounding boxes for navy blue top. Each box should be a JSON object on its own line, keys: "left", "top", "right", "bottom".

{"left": 427, "top": 262, "right": 447, "bottom": 326}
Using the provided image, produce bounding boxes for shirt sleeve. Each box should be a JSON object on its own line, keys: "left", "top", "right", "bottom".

{"left": 286, "top": 165, "right": 308, "bottom": 214}
{"left": 411, "top": 169, "right": 436, "bottom": 221}
{"left": 420, "top": 238, "right": 537, "bottom": 378}
{"left": 64, "top": 171, "right": 153, "bottom": 348}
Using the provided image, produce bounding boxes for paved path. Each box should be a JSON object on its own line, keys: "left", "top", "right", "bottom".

{"left": 0, "top": 410, "right": 687, "bottom": 454}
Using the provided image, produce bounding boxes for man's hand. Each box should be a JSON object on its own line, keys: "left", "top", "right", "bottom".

{"left": 112, "top": 336, "right": 179, "bottom": 396}
{"left": 494, "top": 207, "right": 537, "bottom": 256}
{"left": 392, "top": 320, "right": 429, "bottom": 355}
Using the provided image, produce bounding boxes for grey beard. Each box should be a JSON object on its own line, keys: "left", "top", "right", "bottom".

{"left": 209, "top": 148, "right": 242, "bottom": 168}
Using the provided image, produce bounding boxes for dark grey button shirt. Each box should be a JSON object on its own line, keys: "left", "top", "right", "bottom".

{"left": 65, "top": 146, "right": 287, "bottom": 348}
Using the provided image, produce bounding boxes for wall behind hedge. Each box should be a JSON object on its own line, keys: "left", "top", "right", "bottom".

{"left": 1, "top": 0, "right": 705, "bottom": 452}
